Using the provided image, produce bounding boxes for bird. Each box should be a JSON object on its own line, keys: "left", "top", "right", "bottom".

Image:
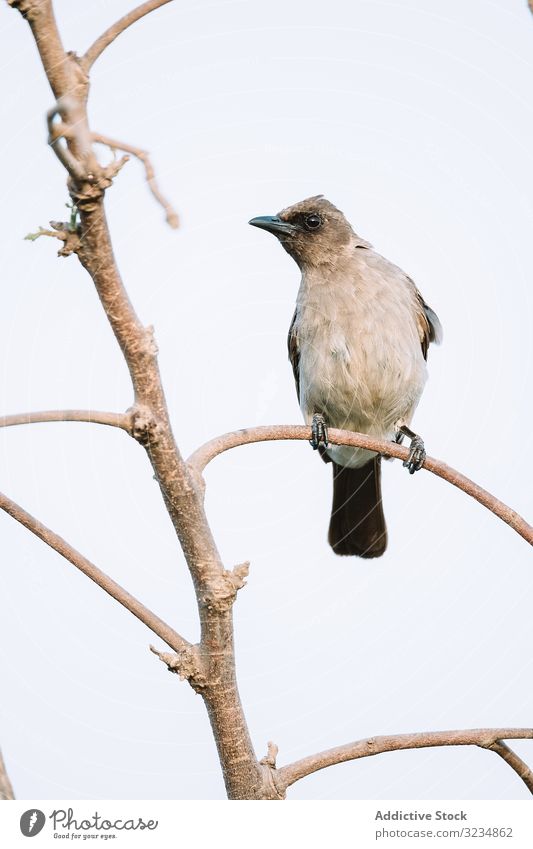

{"left": 249, "top": 196, "right": 442, "bottom": 558}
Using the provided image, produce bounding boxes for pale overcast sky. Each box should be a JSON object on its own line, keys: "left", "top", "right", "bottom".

{"left": 0, "top": 0, "right": 532, "bottom": 800}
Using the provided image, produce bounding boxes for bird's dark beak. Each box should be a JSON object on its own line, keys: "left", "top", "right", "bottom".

{"left": 248, "top": 215, "right": 297, "bottom": 237}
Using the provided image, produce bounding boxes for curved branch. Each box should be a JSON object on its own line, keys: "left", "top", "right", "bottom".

{"left": 82, "top": 0, "right": 174, "bottom": 70}
{"left": 0, "top": 410, "right": 132, "bottom": 432}
{"left": 275, "top": 728, "right": 533, "bottom": 794}
{"left": 187, "top": 425, "right": 533, "bottom": 547}
{"left": 487, "top": 741, "right": 533, "bottom": 794}
{"left": 92, "top": 132, "right": 179, "bottom": 228}
{"left": 0, "top": 489, "right": 190, "bottom": 656}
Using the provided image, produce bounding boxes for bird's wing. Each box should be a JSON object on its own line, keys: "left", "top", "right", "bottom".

{"left": 407, "top": 277, "right": 443, "bottom": 361}
{"left": 287, "top": 309, "right": 300, "bottom": 402}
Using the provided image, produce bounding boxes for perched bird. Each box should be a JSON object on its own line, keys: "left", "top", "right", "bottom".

{"left": 249, "top": 196, "right": 442, "bottom": 558}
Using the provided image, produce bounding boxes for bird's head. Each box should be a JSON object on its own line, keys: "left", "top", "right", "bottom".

{"left": 249, "top": 196, "right": 356, "bottom": 268}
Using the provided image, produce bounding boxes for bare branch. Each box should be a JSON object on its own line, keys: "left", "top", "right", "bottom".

{"left": 82, "top": 0, "right": 174, "bottom": 70}
{"left": 93, "top": 132, "right": 179, "bottom": 228}
{"left": 0, "top": 410, "right": 132, "bottom": 432}
{"left": 0, "top": 748, "right": 14, "bottom": 801}
{"left": 188, "top": 425, "right": 533, "bottom": 547}
{"left": 0, "top": 489, "right": 191, "bottom": 658}
{"left": 25, "top": 218, "right": 81, "bottom": 257}
{"left": 71, "top": 159, "right": 265, "bottom": 798}
{"left": 486, "top": 741, "right": 533, "bottom": 794}
{"left": 9, "top": 0, "right": 266, "bottom": 798}
{"left": 275, "top": 729, "right": 533, "bottom": 794}
{"left": 47, "top": 103, "right": 87, "bottom": 182}
{"left": 7, "top": 0, "right": 73, "bottom": 101}
{"left": 25, "top": 226, "right": 66, "bottom": 243}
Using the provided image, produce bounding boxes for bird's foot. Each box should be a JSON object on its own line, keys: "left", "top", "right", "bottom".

{"left": 396, "top": 422, "right": 426, "bottom": 474}
{"left": 310, "top": 413, "right": 328, "bottom": 450}
{"left": 403, "top": 435, "right": 426, "bottom": 474}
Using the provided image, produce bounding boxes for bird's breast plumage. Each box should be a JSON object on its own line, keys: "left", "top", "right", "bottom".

{"left": 294, "top": 249, "right": 428, "bottom": 462}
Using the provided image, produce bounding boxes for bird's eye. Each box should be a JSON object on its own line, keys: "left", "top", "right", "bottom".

{"left": 304, "top": 213, "right": 323, "bottom": 231}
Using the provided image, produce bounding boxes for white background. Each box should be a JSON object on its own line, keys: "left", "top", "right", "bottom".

{"left": 0, "top": 0, "right": 531, "bottom": 800}
{"left": 2, "top": 800, "right": 533, "bottom": 847}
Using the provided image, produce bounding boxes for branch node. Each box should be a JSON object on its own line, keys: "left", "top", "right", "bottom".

{"left": 130, "top": 404, "right": 160, "bottom": 447}
{"left": 47, "top": 98, "right": 130, "bottom": 206}
{"left": 8, "top": 0, "right": 34, "bottom": 16}
{"left": 50, "top": 219, "right": 81, "bottom": 257}
{"left": 145, "top": 325, "right": 159, "bottom": 357}
{"left": 260, "top": 741, "right": 279, "bottom": 768}
{"left": 104, "top": 154, "right": 130, "bottom": 180}
{"left": 24, "top": 220, "right": 81, "bottom": 258}
{"left": 201, "top": 561, "right": 249, "bottom": 613}
{"left": 186, "top": 462, "right": 206, "bottom": 500}
{"left": 258, "top": 743, "right": 286, "bottom": 800}
{"left": 149, "top": 644, "right": 207, "bottom": 691}
{"left": 478, "top": 737, "right": 499, "bottom": 751}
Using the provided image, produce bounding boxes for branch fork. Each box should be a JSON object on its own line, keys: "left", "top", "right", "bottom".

{"left": 150, "top": 644, "right": 207, "bottom": 691}
{"left": 200, "top": 562, "right": 249, "bottom": 614}
{"left": 25, "top": 220, "right": 81, "bottom": 257}
{"left": 130, "top": 403, "right": 161, "bottom": 447}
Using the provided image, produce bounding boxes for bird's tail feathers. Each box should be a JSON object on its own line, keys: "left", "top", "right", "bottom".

{"left": 328, "top": 456, "right": 387, "bottom": 558}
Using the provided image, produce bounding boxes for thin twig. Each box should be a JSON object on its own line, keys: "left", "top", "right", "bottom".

{"left": 0, "top": 490, "right": 191, "bottom": 655}
{"left": 486, "top": 741, "right": 533, "bottom": 794}
{"left": 47, "top": 105, "right": 87, "bottom": 182}
{"left": 0, "top": 748, "right": 14, "bottom": 801}
{"left": 275, "top": 728, "right": 533, "bottom": 794}
{"left": 93, "top": 132, "right": 179, "bottom": 228}
{"left": 82, "top": 0, "right": 174, "bottom": 70}
{"left": 0, "top": 410, "right": 132, "bottom": 432}
{"left": 187, "top": 425, "right": 533, "bottom": 547}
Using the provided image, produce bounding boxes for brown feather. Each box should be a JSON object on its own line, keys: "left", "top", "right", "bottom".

{"left": 407, "top": 276, "right": 443, "bottom": 360}
{"left": 328, "top": 456, "right": 387, "bottom": 558}
{"left": 287, "top": 309, "right": 300, "bottom": 402}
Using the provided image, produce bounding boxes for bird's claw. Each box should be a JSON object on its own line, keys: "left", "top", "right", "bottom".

{"left": 403, "top": 435, "right": 426, "bottom": 474}
{"left": 310, "top": 413, "right": 328, "bottom": 450}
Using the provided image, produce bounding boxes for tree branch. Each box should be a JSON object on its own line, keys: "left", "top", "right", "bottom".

{"left": 82, "top": 0, "right": 174, "bottom": 70}
{"left": 0, "top": 748, "right": 14, "bottom": 800}
{"left": 92, "top": 132, "right": 179, "bottom": 228}
{"left": 0, "top": 410, "right": 132, "bottom": 432}
{"left": 8, "top": 0, "right": 269, "bottom": 799}
{"left": 187, "top": 425, "right": 533, "bottom": 547}
{"left": 0, "top": 489, "right": 195, "bottom": 663}
{"left": 274, "top": 729, "right": 533, "bottom": 795}
{"left": 8, "top": 0, "right": 73, "bottom": 101}
{"left": 486, "top": 741, "right": 533, "bottom": 794}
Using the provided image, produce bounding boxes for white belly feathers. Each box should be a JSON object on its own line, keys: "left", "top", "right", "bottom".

{"left": 295, "top": 250, "right": 428, "bottom": 468}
